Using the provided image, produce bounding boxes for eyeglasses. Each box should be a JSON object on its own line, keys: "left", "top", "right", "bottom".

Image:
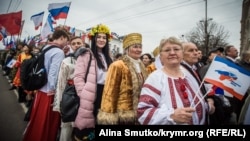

{"left": 161, "top": 48, "right": 182, "bottom": 53}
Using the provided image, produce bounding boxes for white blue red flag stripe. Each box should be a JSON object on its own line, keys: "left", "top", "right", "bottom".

{"left": 204, "top": 56, "right": 250, "bottom": 100}
{"left": 48, "top": 2, "right": 71, "bottom": 20}
{"left": 40, "top": 14, "right": 54, "bottom": 39}
{"left": 30, "top": 11, "right": 44, "bottom": 30}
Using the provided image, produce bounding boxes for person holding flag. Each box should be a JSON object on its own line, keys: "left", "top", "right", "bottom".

{"left": 137, "top": 37, "right": 214, "bottom": 125}
{"left": 198, "top": 47, "right": 234, "bottom": 125}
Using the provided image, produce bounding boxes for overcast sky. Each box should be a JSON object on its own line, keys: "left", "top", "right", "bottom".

{"left": 0, "top": 0, "right": 243, "bottom": 54}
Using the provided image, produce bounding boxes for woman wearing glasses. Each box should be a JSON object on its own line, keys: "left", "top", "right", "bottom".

{"left": 137, "top": 36, "right": 211, "bottom": 125}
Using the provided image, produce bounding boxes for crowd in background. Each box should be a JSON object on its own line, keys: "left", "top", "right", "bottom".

{"left": 0, "top": 24, "right": 250, "bottom": 141}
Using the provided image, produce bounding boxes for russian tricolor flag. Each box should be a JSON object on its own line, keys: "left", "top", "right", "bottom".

{"left": 204, "top": 56, "right": 250, "bottom": 100}
{"left": 48, "top": 2, "right": 71, "bottom": 20}
{"left": 30, "top": 11, "right": 44, "bottom": 30}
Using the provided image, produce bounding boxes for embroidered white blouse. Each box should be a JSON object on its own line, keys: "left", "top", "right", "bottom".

{"left": 137, "top": 69, "right": 208, "bottom": 125}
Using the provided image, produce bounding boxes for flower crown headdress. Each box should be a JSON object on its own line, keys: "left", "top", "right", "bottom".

{"left": 88, "top": 24, "right": 112, "bottom": 40}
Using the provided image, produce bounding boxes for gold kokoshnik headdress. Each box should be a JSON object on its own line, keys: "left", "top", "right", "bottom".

{"left": 123, "top": 33, "right": 142, "bottom": 49}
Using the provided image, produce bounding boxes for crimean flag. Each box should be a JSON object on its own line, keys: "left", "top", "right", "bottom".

{"left": 204, "top": 56, "right": 250, "bottom": 100}
{"left": 0, "top": 11, "right": 22, "bottom": 35}
{"left": 48, "top": 2, "right": 71, "bottom": 20}
{"left": 30, "top": 11, "right": 44, "bottom": 30}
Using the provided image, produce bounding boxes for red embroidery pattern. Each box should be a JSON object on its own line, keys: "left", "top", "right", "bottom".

{"left": 180, "top": 84, "right": 188, "bottom": 99}
{"left": 168, "top": 78, "right": 177, "bottom": 109}
{"left": 143, "top": 84, "right": 161, "bottom": 96}
{"left": 138, "top": 91, "right": 159, "bottom": 124}
{"left": 143, "top": 108, "right": 157, "bottom": 125}
{"left": 174, "top": 78, "right": 190, "bottom": 108}
{"left": 169, "top": 78, "right": 204, "bottom": 124}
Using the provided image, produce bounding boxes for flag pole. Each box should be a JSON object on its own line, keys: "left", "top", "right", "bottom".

{"left": 39, "top": 26, "right": 42, "bottom": 38}
{"left": 18, "top": 20, "right": 25, "bottom": 42}
{"left": 7, "top": 0, "right": 13, "bottom": 13}
{"left": 190, "top": 78, "right": 207, "bottom": 108}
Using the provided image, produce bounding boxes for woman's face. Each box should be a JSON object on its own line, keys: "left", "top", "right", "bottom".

{"left": 96, "top": 33, "right": 107, "bottom": 50}
{"left": 160, "top": 42, "right": 183, "bottom": 66}
{"left": 127, "top": 44, "right": 142, "bottom": 60}
{"left": 142, "top": 55, "right": 151, "bottom": 66}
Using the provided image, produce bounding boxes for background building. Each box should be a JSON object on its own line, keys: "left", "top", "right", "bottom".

{"left": 240, "top": 0, "right": 250, "bottom": 56}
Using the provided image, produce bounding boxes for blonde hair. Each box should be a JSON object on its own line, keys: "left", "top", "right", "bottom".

{"left": 159, "top": 36, "right": 182, "bottom": 52}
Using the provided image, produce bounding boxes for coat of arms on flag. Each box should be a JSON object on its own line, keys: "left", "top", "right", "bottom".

{"left": 204, "top": 56, "right": 250, "bottom": 100}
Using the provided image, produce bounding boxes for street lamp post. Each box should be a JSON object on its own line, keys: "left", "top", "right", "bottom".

{"left": 204, "top": 0, "right": 208, "bottom": 55}
{"left": 200, "top": 17, "right": 212, "bottom": 55}
{"left": 204, "top": 0, "right": 213, "bottom": 56}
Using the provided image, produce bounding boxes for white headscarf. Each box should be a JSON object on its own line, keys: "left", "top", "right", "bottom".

{"left": 154, "top": 55, "right": 163, "bottom": 69}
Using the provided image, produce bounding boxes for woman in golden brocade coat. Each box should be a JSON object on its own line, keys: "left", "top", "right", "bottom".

{"left": 97, "top": 33, "right": 148, "bottom": 125}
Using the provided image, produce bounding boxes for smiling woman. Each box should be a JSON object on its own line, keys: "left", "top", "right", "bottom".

{"left": 97, "top": 32, "right": 148, "bottom": 125}
{"left": 137, "top": 36, "right": 212, "bottom": 125}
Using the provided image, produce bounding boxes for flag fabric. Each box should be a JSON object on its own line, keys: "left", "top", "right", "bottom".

{"left": 204, "top": 56, "right": 250, "bottom": 100}
{"left": 48, "top": 2, "right": 71, "bottom": 20}
{"left": 0, "top": 35, "right": 2, "bottom": 41}
{"left": 30, "top": 11, "right": 44, "bottom": 30}
{"left": 86, "top": 27, "right": 91, "bottom": 32}
{"left": 70, "top": 27, "right": 75, "bottom": 35}
{"left": 0, "top": 11, "right": 22, "bottom": 35}
{"left": 6, "top": 36, "right": 14, "bottom": 49}
{"left": 111, "top": 32, "right": 119, "bottom": 39}
{"left": 40, "top": 14, "right": 54, "bottom": 39}
{"left": 2, "top": 37, "right": 6, "bottom": 45}
{"left": 10, "top": 36, "right": 16, "bottom": 49}
{"left": 80, "top": 33, "right": 86, "bottom": 42}
{"left": 0, "top": 26, "right": 8, "bottom": 38}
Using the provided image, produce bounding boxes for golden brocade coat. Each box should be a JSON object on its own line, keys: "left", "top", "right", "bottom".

{"left": 97, "top": 55, "right": 148, "bottom": 125}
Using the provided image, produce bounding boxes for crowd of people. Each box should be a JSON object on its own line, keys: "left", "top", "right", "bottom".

{"left": 0, "top": 24, "right": 250, "bottom": 141}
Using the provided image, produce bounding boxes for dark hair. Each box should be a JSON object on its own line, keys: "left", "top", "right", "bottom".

{"left": 47, "top": 34, "right": 54, "bottom": 42}
{"left": 140, "top": 53, "right": 153, "bottom": 63}
{"left": 224, "top": 45, "right": 234, "bottom": 56}
{"left": 84, "top": 43, "right": 90, "bottom": 48}
{"left": 70, "top": 36, "right": 82, "bottom": 42}
{"left": 52, "top": 29, "right": 70, "bottom": 41}
{"left": 91, "top": 34, "right": 113, "bottom": 69}
{"left": 23, "top": 43, "right": 33, "bottom": 54}
{"left": 115, "top": 53, "right": 122, "bottom": 59}
{"left": 17, "top": 42, "right": 25, "bottom": 47}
